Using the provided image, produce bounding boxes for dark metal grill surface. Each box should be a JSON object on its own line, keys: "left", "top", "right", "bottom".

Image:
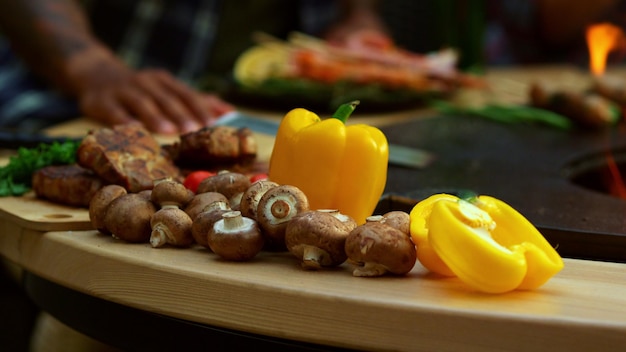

{"left": 380, "top": 114, "right": 626, "bottom": 262}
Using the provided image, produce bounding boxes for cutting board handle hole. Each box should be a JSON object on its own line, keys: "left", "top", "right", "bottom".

{"left": 44, "top": 213, "right": 73, "bottom": 219}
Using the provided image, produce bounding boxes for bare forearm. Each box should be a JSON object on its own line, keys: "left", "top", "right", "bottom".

{"left": 0, "top": 0, "right": 234, "bottom": 134}
{"left": 0, "top": 0, "right": 117, "bottom": 94}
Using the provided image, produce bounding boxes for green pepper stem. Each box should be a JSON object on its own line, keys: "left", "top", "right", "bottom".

{"left": 332, "top": 100, "right": 360, "bottom": 123}
{"left": 458, "top": 190, "right": 478, "bottom": 203}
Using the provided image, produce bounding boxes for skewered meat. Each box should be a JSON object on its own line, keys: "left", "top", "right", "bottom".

{"left": 168, "top": 126, "right": 257, "bottom": 169}
{"left": 76, "top": 123, "right": 181, "bottom": 192}
{"left": 234, "top": 31, "right": 484, "bottom": 92}
{"left": 529, "top": 82, "right": 620, "bottom": 128}
{"left": 32, "top": 164, "right": 104, "bottom": 207}
{"left": 592, "top": 75, "right": 626, "bottom": 107}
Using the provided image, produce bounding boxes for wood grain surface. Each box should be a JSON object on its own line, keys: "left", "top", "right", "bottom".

{"left": 2, "top": 225, "right": 625, "bottom": 352}
{"left": 0, "top": 193, "right": 91, "bottom": 231}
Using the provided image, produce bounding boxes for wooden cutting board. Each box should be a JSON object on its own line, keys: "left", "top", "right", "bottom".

{"left": 0, "top": 192, "right": 91, "bottom": 232}
{"left": 0, "top": 116, "right": 276, "bottom": 233}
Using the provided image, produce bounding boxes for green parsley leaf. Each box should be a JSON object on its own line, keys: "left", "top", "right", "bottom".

{"left": 0, "top": 140, "right": 81, "bottom": 196}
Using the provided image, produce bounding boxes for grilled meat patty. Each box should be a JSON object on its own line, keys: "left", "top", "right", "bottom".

{"left": 32, "top": 164, "right": 104, "bottom": 207}
{"left": 76, "top": 124, "right": 181, "bottom": 192}
{"left": 169, "top": 126, "right": 257, "bottom": 169}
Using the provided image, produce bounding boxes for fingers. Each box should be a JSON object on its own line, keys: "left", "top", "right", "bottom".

{"left": 148, "top": 71, "right": 214, "bottom": 124}
{"left": 134, "top": 70, "right": 205, "bottom": 132}
{"left": 115, "top": 85, "right": 180, "bottom": 134}
{"left": 80, "top": 93, "right": 135, "bottom": 127}
{"left": 133, "top": 70, "right": 236, "bottom": 133}
{"left": 79, "top": 69, "right": 234, "bottom": 135}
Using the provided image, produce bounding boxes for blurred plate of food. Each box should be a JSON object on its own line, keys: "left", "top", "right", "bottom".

{"left": 202, "top": 31, "right": 484, "bottom": 113}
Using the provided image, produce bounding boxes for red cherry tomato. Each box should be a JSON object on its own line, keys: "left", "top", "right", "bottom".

{"left": 249, "top": 173, "right": 269, "bottom": 183}
{"left": 184, "top": 171, "right": 216, "bottom": 193}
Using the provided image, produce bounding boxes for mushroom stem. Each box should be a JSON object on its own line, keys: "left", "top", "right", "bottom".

{"left": 208, "top": 211, "right": 264, "bottom": 261}
{"left": 270, "top": 198, "right": 291, "bottom": 220}
{"left": 257, "top": 185, "right": 309, "bottom": 249}
{"left": 353, "top": 262, "right": 389, "bottom": 277}
{"left": 150, "top": 224, "right": 170, "bottom": 248}
{"left": 366, "top": 215, "right": 384, "bottom": 222}
{"left": 149, "top": 207, "right": 193, "bottom": 248}
{"left": 222, "top": 211, "right": 245, "bottom": 230}
{"left": 301, "top": 245, "right": 332, "bottom": 270}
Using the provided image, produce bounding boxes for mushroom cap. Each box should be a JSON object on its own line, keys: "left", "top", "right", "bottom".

{"left": 285, "top": 209, "right": 357, "bottom": 268}
{"left": 191, "top": 205, "right": 230, "bottom": 248}
{"left": 151, "top": 178, "right": 194, "bottom": 208}
{"left": 89, "top": 184, "right": 127, "bottom": 234}
{"left": 380, "top": 211, "right": 411, "bottom": 235}
{"left": 208, "top": 211, "right": 264, "bottom": 261}
{"left": 150, "top": 207, "right": 193, "bottom": 247}
{"left": 257, "top": 184, "right": 309, "bottom": 250}
{"left": 196, "top": 171, "right": 251, "bottom": 199}
{"left": 239, "top": 180, "right": 279, "bottom": 221}
{"left": 137, "top": 189, "right": 153, "bottom": 200}
{"left": 345, "top": 222, "right": 417, "bottom": 276}
{"left": 104, "top": 193, "right": 157, "bottom": 243}
{"left": 183, "top": 192, "right": 230, "bottom": 221}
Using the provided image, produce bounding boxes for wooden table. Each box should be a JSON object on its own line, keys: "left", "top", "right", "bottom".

{"left": 2, "top": 66, "right": 626, "bottom": 351}
{"left": 2, "top": 204, "right": 626, "bottom": 351}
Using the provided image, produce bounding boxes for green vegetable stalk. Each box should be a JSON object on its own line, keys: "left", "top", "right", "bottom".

{"left": 432, "top": 100, "right": 573, "bottom": 130}
{"left": 0, "top": 140, "right": 81, "bottom": 196}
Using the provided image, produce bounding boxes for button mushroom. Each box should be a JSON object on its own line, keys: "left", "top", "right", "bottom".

{"left": 285, "top": 209, "right": 357, "bottom": 270}
{"left": 137, "top": 189, "right": 153, "bottom": 201}
{"left": 150, "top": 206, "right": 194, "bottom": 248}
{"left": 89, "top": 184, "right": 127, "bottom": 234}
{"left": 184, "top": 192, "right": 230, "bottom": 221}
{"left": 103, "top": 193, "right": 157, "bottom": 243}
{"left": 148, "top": 178, "right": 195, "bottom": 248}
{"left": 196, "top": 171, "right": 251, "bottom": 210}
{"left": 257, "top": 184, "right": 309, "bottom": 250}
{"left": 239, "top": 179, "right": 279, "bottom": 221}
{"left": 151, "top": 177, "right": 194, "bottom": 208}
{"left": 345, "top": 220, "right": 417, "bottom": 277}
{"left": 208, "top": 210, "right": 264, "bottom": 261}
{"left": 191, "top": 200, "right": 231, "bottom": 248}
{"left": 378, "top": 211, "right": 411, "bottom": 235}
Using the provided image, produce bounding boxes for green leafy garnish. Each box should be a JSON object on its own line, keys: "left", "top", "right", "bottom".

{"left": 0, "top": 140, "right": 81, "bottom": 196}
{"left": 212, "top": 76, "right": 441, "bottom": 113}
{"left": 432, "top": 100, "right": 573, "bottom": 130}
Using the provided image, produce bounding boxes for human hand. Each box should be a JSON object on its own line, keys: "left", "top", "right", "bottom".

{"left": 67, "top": 48, "right": 234, "bottom": 134}
{"left": 78, "top": 68, "right": 234, "bottom": 135}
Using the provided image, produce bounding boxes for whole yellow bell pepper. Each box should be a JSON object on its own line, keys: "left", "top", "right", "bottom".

{"left": 410, "top": 193, "right": 564, "bottom": 293}
{"left": 268, "top": 101, "right": 388, "bottom": 224}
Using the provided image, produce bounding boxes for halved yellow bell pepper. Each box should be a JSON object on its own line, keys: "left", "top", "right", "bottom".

{"left": 410, "top": 193, "right": 564, "bottom": 293}
{"left": 409, "top": 193, "right": 457, "bottom": 277}
{"left": 268, "top": 101, "right": 388, "bottom": 224}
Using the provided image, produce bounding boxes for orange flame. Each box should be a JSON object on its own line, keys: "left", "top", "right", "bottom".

{"left": 587, "top": 24, "right": 626, "bottom": 199}
{"left": 605, "top": 151, "right": 626, "bottom": 199}
{"left": 586, "top": 23, "right": 624, "bottom": 75}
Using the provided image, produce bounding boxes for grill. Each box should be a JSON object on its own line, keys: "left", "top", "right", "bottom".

{"left": 380, "top": 114, "right": 626, "bottom": 263}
